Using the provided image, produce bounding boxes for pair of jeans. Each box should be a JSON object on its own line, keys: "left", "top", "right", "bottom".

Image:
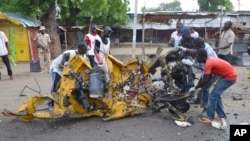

{"left": 50, "top": 70, "right": 61, "bottom": 93}
{"left": 207, "top": 78, "right": 236, "bottom": 120}
{"left": 198, "top": 75, "right": 219, "bottom": 108}
{"left": 0, "top": 55, "right": 13, "bottom": 75}
{"left": 218, "top": 54, "right": 231, "bottom": 63}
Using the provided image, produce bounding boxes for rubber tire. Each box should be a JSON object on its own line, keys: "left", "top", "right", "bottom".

{"left": 168, "top": 99, "right": 190, "bottom": 113}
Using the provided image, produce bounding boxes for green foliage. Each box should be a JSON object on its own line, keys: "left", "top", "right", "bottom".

{"left": 142, "top": 0, "right": 182, "bottom": 12}
{"left": 0, "top": 0, "right": 52, "bottom": 19}
{"left": 197, "top": 0, "right": 233, "bottom": 12}
{"left": 0, "top": 0, "right": 129, "bottom": 26}
{"left": 80, "top": 0, "right": 129, "bottom": 26}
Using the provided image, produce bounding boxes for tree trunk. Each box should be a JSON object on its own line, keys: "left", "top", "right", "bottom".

{"left": 67, "top": 31, "right": 78, "bottom": 49}
{"left": 41, "top": 2, "right": 62, "bottom": 59}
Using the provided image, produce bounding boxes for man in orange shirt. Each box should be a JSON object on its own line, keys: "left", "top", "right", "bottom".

{"left": 188, "top": 49, "right": 237, "bottom": 130}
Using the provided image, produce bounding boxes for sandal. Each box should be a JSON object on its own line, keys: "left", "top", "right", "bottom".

{"left": 199, "top": 117, "right": 211, "bottom": 123}
{"left": 211, "top": 121, "right": 222, "bottom": 129}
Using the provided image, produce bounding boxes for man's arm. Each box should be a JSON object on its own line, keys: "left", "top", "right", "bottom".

{"left": 214, "top": 44, "right": 231, "bottom": 51}
{"left": 178, "top": 46, "right": 197, "bottom": 54}
{"left": 5, "top": 42, "right": 10, "bottom": 55}
{"left": 59, "top": 53, "right": 70, "bottom": 68}
{"left": 94, "top": 40, "right": 103, "bottom": 64}
{"left": 195, "top": 74, "right": 212, "bottom": 89}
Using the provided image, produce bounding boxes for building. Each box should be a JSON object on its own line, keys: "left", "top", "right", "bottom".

{"left": 0, "top": 12, "right": 41, "bottom": 62}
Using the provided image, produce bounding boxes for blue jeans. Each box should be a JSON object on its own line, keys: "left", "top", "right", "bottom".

{"left": 207, "top": 78, "right": 236, "bottom": 120}
{"left": 218, "top": 54, "right": 231, "bottom": 63}
{"left": 198, "top": 75, "right": 219, "bottom": 108}
{"left": 51, "top": 69, "right": 61, "bottom": 93}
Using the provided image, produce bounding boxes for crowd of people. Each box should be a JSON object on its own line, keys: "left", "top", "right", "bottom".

{"left": 169, "top": 21, "right": 239, "bottom": 130}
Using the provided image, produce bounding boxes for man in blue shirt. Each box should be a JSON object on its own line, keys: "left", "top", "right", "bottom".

{"left": 179, "top": 37, "right": 218, "bottom": 115}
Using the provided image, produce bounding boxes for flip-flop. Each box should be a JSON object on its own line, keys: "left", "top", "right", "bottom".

{"left": 199, "top": 117, "right": 211, "bottom": 123}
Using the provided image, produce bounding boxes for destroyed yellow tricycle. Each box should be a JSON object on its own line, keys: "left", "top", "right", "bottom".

{"left": 2, "top": 48, "right": 196, "bottom": 124}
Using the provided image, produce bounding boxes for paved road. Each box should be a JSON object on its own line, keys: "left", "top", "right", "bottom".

{"left": 0, "top": 48, "right": 250, "bottom": 141}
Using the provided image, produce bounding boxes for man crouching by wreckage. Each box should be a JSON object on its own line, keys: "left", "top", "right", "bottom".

{"left": 48, "top": 41, "right": 89, "bottom": 109}
{"left": 187, "top": 49, "right": 237, "bottom": 129}
{"left": 89, "top": 26, "right": 113, "bottom": 98}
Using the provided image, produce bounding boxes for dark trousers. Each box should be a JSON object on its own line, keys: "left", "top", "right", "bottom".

{"left": 1, "top": 55, "right": 13, "bottom": 75}
{"left": 218, "top": 54, "right": 231, "bottom": 63}
{"left": 88, "top": 55, "right": 96, "bottom": 68}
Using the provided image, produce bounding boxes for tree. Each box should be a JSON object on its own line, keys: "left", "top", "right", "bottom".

{"left": 1, "top": 0, "right": 130, "bottom": 58}
{"left": 1, "top": 0, "right": 64, "bottom": 58}
{"left": 197, "top": 0, "right": 233, "bottom": 12}
{"left": 142, "top": 0, "right": 182, "bottom": 12}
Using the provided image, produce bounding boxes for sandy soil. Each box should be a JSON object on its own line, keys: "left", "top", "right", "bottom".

{"left": 0, "top": 47, "right": 250, "bottom": 141}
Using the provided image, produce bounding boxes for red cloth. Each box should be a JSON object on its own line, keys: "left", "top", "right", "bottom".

{"left": 83, "top": 36, "right": 91, "bottom": 47}
{"left": 204, "top": 57, "right": 237, "bottom": 80}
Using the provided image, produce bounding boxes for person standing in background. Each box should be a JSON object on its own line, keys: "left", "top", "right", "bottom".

{"left": 214, "top": 21, "right": 235, "bottom": 63}
{"left": 89, "top": 26, "right": 113, "bottom": 98}
{"left": 190, "top": 26, "right": 199, "bottom": 39}
{"left": 34, "top": 26, "right": 51, "bottom": 73}
{"left": 168, "top": 22, "right": 183, "bottom": 48}
{"left": 94, "top": 26, "right": 113, "bottom": 66}
{"left": 83, "top": 23, "right": 101, "bottom": 68}
{"left": 0, "top": 31, "right": 14, "bottom": 80}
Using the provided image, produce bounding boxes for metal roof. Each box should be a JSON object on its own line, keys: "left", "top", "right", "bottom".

{"left": 118, "top": 16, "right": 233, "bottom": 30}
{"left": 0, "top": 12, "right": 41, "bottom": 27}
{"left": 120, "top": 12, "right": 250, "bottom": 30}
{"left": 142, "top": 11, "right": 219, "bottom": 23}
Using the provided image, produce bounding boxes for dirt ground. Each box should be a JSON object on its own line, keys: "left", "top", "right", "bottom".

{"left": 0, "top": 47, "right": 250, "bottom": 141}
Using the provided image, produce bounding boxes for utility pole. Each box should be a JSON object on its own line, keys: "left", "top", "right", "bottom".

{"left": 142, "top": 1, "right": 146, "bottom": 60}
{"left": 238, "top": 0, "right": 240, "bottom": 11}
{"left": 132, "top": 0, "right": 138, "bottom": 58}
{"left": 217, "top": 5, "right": 226, "bottom": 46}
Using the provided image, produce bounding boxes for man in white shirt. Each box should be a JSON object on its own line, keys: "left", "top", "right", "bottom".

{"left": 0, "top": 31, "right": 13, "bottom": 80}
{"left": 94, "top": 26, "right": 112, "bottom": 65}
{"left": 89, "top": 26, "right": 113, "bottom": 98}
{"left": 83, "top": 23, "right": 101, "bottom": 68}
{"left": 190, "top": 26, "right": 199, "bottom": 39}
{"left": 214, "top": 21, "right": 235, "bottom": 63}
{"left": 50, "top": 41, "right": 88, "bottom": 93}
{"left": 168, "top": 22, "right": 183, "bottom": 48}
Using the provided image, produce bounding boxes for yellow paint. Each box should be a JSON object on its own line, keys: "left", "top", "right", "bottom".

{"left": 2, "top": 54, "right": 153, "bottom": 121}
{"left": 0, "top": 26, "right": 30, "bottom": 62}
{"left": 14, "top": 26, "right": 30, "bottom": 61}
{"left": 0, "top": 13, "right": 31, "bottom": 62}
